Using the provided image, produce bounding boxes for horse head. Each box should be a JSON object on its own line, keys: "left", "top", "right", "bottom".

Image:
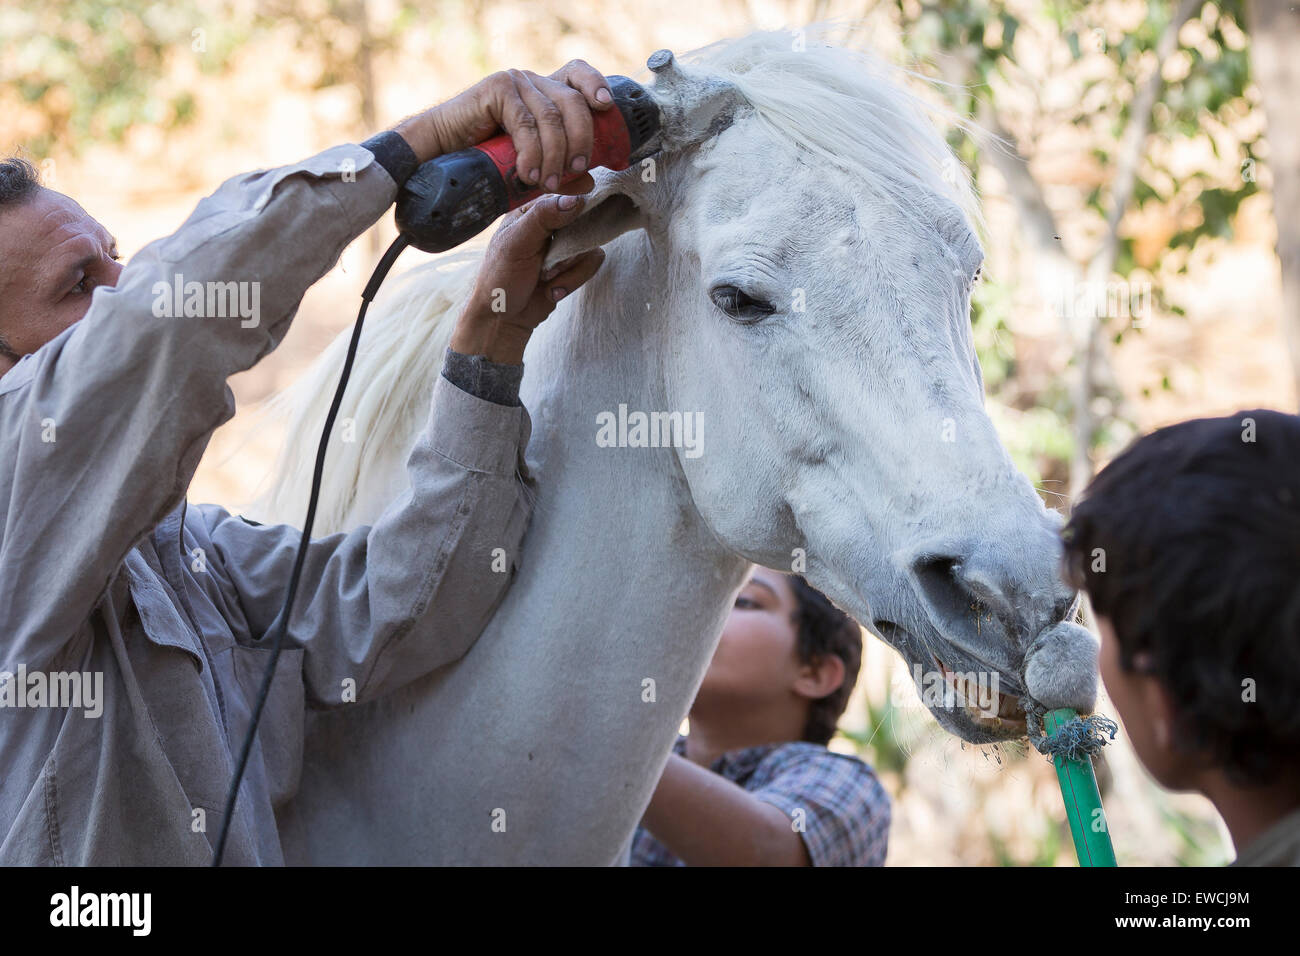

{"left": 544, "top": 35, "right": 1096, "bottom": 744}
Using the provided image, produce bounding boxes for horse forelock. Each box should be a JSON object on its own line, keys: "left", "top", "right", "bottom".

{"left": 677, "top": 26, "right": 983, "bottom": 239}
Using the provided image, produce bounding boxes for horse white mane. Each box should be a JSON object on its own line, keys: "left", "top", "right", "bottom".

{"left": 686, "top": 28, "right": 978, "bottom": 224}
{"left": 254, "top": 26, "right": 979, "bottom": 533}
{"left": 251, "top": 250, "right": 482, "bottom": 532}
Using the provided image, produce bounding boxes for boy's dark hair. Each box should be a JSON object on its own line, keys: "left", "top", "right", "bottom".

{"left": 0, "top": 157, "right": 40, "bottom": 207}
{"left": 1061, "top": 409, "right": 1300, "bottom": 786}
{"left": 789, "top": 575, "right": 863, "bottom": 745}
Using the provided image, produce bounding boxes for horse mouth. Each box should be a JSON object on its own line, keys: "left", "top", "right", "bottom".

{"left": 873, "top": 619, "right": 1029, "bottom": 743}
{"left": 931, "top": 654, "right": 1027, "bottom": 734}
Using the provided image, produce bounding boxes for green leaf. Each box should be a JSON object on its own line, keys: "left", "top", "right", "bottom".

{"left": 1000, "top": 12, "right": 1019, "bottom": 50}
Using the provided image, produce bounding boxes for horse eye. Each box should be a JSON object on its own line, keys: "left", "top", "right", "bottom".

{"left": 710, "top": 284, "right": 775, "bottom": 323}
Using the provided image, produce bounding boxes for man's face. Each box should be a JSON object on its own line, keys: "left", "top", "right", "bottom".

{"left": 0, "top": 187, "right": 121, "bottom": 374}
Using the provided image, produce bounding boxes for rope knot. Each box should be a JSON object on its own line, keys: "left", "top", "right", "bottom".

{"left": 1020, "top": 697, "right": 1118, "bottom": 762}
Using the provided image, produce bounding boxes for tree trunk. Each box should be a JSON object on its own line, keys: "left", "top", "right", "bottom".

{"left": 1249, "top": 0, "right": 1300, "bottom": 408}
{"left": 348, "top": 0, "right": 384, "bottom": 264}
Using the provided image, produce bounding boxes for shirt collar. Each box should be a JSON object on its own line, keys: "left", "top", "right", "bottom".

{"left": 674, "top": 734, "right": 780, "bottom": 784}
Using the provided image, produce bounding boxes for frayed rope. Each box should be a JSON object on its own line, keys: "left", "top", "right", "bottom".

{"left": 1020, "top": 696, "right": 1118, "bottom": 763}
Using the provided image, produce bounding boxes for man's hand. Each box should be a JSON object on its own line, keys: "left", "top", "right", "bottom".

{"left": 449, "top": 193, "right": 605, "bottom": 365}
{"left": 392, "top": 60, "right": 615, "bottom": 364}
{"left": 395, "top": 60, "right": 615, "bottom": 192}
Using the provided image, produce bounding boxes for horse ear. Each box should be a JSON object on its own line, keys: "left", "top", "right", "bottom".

{"left": 542, "top": 172, "right": 646, "bottom": 271}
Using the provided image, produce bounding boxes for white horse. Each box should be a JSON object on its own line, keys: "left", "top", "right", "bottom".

{"left": 258, "top": 31, "right": 1093, "bottom": 865}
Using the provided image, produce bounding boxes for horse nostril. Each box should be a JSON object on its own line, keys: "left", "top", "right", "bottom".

{"left": 913, "top": 555, "right": 972, "bottom": 622}
{"left": 912, "top": 552, "right": 1015, "bottom": 636}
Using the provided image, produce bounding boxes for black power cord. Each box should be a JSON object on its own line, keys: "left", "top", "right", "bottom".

{"left": 212, "top": 233, "right": 411, "bottom": 866}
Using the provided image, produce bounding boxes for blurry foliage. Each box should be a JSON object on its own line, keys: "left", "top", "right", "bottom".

{"left": 1159, "top": 800, "right": 1230, "bottom": 865}
{"left": 844, "top": 3, "right": 1254, "bottom": 860}
{"left": 839, "top": 697, "right": 914, "bottom": 778}
{"left": 254, "top": 0, "right": 403, "bottom": 101}
{"left": 892, "top": 0, "right": 1258, "bottom": 482}
{"left": 0, "top": 0, "right": 247, "bottom": 157}
{"left": 971, "top": 269, "right": 1076, "bottom": 489}
{"left": 969, "top": 273, "right": 1015, "bottom": 388}
{"left": 253, "top": 1, "right": 434, "bottom": 88}
{"left": 990, "top": 816, "right": 1062, "bottom": 866}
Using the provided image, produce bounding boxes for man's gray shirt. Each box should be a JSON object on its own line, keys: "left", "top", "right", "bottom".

{"left": 0, "top": 144, "right": 535, "bottom": 864}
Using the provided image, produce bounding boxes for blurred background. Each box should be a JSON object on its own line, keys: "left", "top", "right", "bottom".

{"left": 3, "top": 0, "right": 1295, "bottom": 865}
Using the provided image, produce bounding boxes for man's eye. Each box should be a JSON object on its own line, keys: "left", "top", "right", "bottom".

{"left": 734, "top": 595, "right": 759, "bottom": 609}
{"left": 69, "top": 277, "right": 88, "bottom": 295}
{"left": 710, "top": 284, "right": 775, "bottom": 323}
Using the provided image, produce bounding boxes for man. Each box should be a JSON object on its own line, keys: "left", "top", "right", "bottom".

{"left": 1061, "top": 410, "right": 1300, "bottom": 866}
{"left": 631, "top": 570, "right": 891, "bottom": 866}
{"left": 0, "top": 62, "right": 612, "bottom": 864}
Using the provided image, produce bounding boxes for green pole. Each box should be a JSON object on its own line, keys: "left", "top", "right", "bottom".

{"left": 1044, "top": 708, "right": 1118, "bottom": 867}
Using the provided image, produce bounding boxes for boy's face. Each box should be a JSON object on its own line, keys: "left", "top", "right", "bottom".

{"left": 696, "top": 569, "right": 841, "bottom": 714}
{"left": 1097, "top": 614, "right": 1189, "bottom": 790}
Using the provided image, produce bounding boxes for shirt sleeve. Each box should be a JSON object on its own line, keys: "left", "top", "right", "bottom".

{"left": 441, "top": 347, "right": 525, "bottom": 407}
{"left": 193, "top": 371, "right": 534, "bottom": 707}
{"left": 750, "top": 748, "right": 892, "bottom": 867}
{"left": 360, "top": 130, "right": 420, "bottom": 188}
{"left": 0, "top": 144, "right": 395, "bottom": 673}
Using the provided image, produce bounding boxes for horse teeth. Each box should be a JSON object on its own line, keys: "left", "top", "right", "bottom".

{"left": 932, "top": 653, "right": 1027, "bottom": 730}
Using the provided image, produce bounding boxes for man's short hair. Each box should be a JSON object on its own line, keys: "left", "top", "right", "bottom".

{"left": 789, "top": 575, "right": 863, "bottom": 745}
{"left": 0, "top": 157, "right": 41, "bottom": 362}
{"left": 1062, "top": 410, "right": 1300, "bottom": 786}
{"left": 0, "top": 156, "right": 40, "bottom": 207}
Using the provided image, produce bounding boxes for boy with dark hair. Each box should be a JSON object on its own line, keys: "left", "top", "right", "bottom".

{"left": 630, "top": 569, "right": 890, "bottom": 866}
{"left": 1062, "top": 409, "right": 1300, "bottom": 866}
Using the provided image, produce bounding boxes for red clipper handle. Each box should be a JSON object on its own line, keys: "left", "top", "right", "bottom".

{"left": 473, "top": 104, "right": 633, "bottom": 211}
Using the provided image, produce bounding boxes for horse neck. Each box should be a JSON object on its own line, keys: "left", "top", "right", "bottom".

{"left": 519, "top": 228, "right": 750, "bottom": 646}
{"left": 492, "top": 233, "right": 751, "bottom": 848}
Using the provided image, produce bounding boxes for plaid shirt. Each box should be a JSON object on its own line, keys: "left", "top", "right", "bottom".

{"left": 630, "top": 736, "right": 891, "bottom": 866}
